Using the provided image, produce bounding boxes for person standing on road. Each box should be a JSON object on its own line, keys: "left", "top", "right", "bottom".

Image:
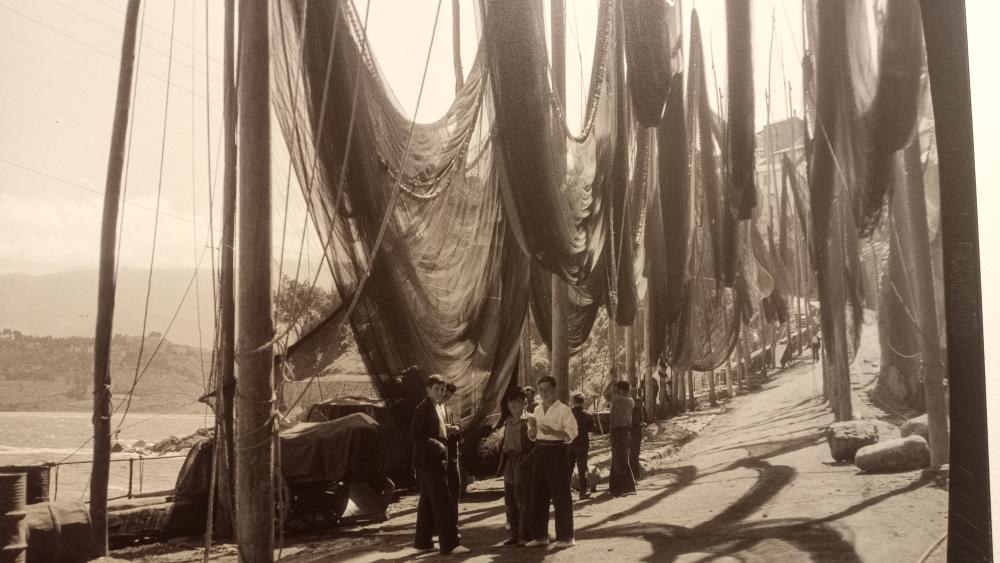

{"left": 568, "top": 393, "right": 592, "bottom": 500}
{"left": 630, "top": 388, "right": 645, "bottom": 481}
{"left": 497, "top": 387, "right": 534, "bottom": 546}
{"left": 442, "top": 382, "right": 462, "bottom": 515}
{"left": 525, "top": 376, "right": 579, "bottom": 548}
{"left": 608, "top": 381, "right": 636, "bottom": 496}
{"left": 811, "top": 334, "right": 822, "bottom": 363}
{"left": 410, "top": 374, "right": 469, "bottom": 555}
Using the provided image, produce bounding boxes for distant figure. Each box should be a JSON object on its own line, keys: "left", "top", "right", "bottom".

{"left": 780, "top": 344, "right": 795, "bottom": 368}
{"left": 410, "top": 375, "right": 468, "bottom": 554}
{"left": 630, "top": 389, "right": 645, "bottom": 481}
{"left": 525, "top": 376, "right": 578, "bottom": 548}
{"left": 568, "top": 393, "right": 592, "bottom": 500}
{"left": 811, "top": 334, "right": 822, "bottom": 363}
{"left": 608, "top": 381, "right": 636, "bottom": 497}
{"left": 442, "top": 383, "right": 462, "bottom": 513}
{"left": 497, "top": 387, "right": 534, "bottom": 546}
{"left": 648, "top": 376, "right": 659, "bottom": 419}
{"left": 523, "top": 386, "right": 538, "bottom": 414}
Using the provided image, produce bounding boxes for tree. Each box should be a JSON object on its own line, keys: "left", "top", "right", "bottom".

{"left": 273, "top": 275, "right": 337, "bottom": 341}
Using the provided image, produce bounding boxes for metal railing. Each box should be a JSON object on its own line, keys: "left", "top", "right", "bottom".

{"left": 42, "top": 454, "right": 187, "bottom": 502}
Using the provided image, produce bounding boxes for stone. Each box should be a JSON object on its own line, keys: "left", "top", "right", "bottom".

{"left": 901, "top": 414, "right": 929, "bottom": 440}
{"left": 855, "top": 435, "right": 930, "bottom": 473}
{"left": 826, "top": 420, "right": 879, "bottom": 462}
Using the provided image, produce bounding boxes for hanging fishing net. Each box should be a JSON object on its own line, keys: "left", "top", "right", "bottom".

{"left": 621, "top": 0, "right": 683, "bottom": 126}
{"left": 271, "top": 0, "right": 530, "bottom": 432}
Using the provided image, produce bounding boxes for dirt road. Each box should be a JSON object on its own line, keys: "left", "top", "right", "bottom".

{"left": 107, "top": 355, "right": 947, "bottom": 562}
{"left": 273, "top": 357, "right": 946, "bottom": 562}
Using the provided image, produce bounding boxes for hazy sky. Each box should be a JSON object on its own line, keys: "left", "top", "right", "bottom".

{"left": 0, "top": 0, "right": 805, "bottom": 277}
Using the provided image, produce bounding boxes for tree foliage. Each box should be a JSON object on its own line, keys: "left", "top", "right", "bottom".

{"left": 273, "top": 276, "right": 338, "bottom": 341}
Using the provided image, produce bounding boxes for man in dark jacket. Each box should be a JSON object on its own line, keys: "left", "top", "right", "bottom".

{"left": 630, "top": 389, "right": 645, "bottom": 481}
{"left": 442, "top": 382, "right": 462, "bottom": 513}
{"left": 568, "top": 393, "right": 592, "bottom": 499}
{"left": 410, "top": 374, "right": 468, "bottom": 555}
{"left": 608, "top": 381, "right": 636, "bottom": 496}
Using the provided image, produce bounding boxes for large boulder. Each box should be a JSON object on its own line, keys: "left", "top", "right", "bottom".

{"left": 855, "top": 435, "right": 930, "bottom": 473}
{"left": 900, "top": 414, "right": 929, "bottom": 440}
{"left": 826, "top": 420, "right": 879, "bottom": 462}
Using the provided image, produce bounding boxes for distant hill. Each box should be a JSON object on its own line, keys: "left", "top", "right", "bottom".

{"left": 0, "top": 269, "right": 218, "bottom": 348}
{"left": 0, "top": 330, "right": 210, "bottom": 413}
{"left": 0, "top": 264, "right": 330, "bottom": 348}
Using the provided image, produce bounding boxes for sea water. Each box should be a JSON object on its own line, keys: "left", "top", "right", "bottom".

{"left": 0, "top": 411, "right": 210, "bottom": 500}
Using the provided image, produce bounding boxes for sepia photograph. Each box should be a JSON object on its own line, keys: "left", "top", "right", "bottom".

{"left": 0, "top": 1, "right": 993, "bottom": 561}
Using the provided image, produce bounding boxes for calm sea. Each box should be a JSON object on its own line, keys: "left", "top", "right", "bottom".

{"left": 0, "top": 411, "right": 210, "bottom": 500}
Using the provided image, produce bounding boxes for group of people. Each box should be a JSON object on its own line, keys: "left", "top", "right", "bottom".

{"left": 409, "top": 375, "right": 469, "bottom": 555}
{"left": 410, "top": 370, "right": 654, "bottom": 553}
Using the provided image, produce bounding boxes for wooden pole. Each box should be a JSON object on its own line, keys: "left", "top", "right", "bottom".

{"left": 90, "top": 1, "right": 141, "bottom": 555}
{"left": 550, "top": 0, "right": 570, "bottom": 403}
{"left": 686, "top": 369, "right": 695, "bottom": 410}
{"left": 235, "top": 1, "right": 274, "bottom": 560}
{"left": 643, "top": 305, "right": 656, "bottom": 421}
{"left": 625, "top": 323, "right": 637, "bottom": 388}
{"left": 896, "top": 141, "right": 949, "bottom": 466}
{"left": 521, "top": 311, "right": 534, "bottom": 389}
{"left": 674, "top": 366, "right": 683, "bottom": 413}
{"left": 739, "top": 327, "right": 749, "bottom": 390}
{"left": 451, "top": 0, "right": 463, "bottom": 94}
{"left": 726, "top": 355, "right": 735, "bottom": 400}
{"left": 707, "top": 368, "right": 717, "bottom": 406}
{"left": 211, "top": 0, "right": 238, "bottom": 539}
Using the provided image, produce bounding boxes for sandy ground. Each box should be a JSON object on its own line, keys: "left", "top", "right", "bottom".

{"left": 104, "top": 347, "right": 948, "bottom": 563}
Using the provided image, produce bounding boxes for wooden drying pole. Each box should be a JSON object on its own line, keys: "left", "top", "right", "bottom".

{"left": 208, "top": 0, "right": 238, "bottom": 541}
{"left": 550, "top": 0, "right": 570, "bottom": 403}
{"left": 895, "top": 141, "right": 949, "bottom": 466}
{"left": 451, "top": 0, "right": 463, "bottom": 94}
{"left": 644, "top": 303, "right": 656, "bottom": 420}
{"left": 235, "top": 1, "right": 274, "bottom": 560}
{"left": 90, "top": 0, "right": 141, "bottom": 555}
{"left": 625, "top": 322, "right": 637, "bottom": 389}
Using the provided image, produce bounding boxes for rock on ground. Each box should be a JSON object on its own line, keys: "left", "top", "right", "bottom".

{"left": 855, "top": 435, "right": 930, "bottom": 473}
{"left": 826, "top": 420, "right": 879, "bottom": 462}
{"left": 901, "top": 414, "right": 929, "bottom": 440}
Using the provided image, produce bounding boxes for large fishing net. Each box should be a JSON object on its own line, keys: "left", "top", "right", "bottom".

{"left": 271, "top": 0, "right": 530, "bottom": 431}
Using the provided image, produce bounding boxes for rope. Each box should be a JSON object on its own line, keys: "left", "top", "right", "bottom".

{"left": 120, "top": 0, "right": 179, "bottom": 427}
{"left": 113, "top": 0, "right": 147, "bottom": 288}
{"left": 115, "top": 246, "right": 211, "bottom": 427}
{"left": 191, "top": 3, "right": 207, "bottom": 393}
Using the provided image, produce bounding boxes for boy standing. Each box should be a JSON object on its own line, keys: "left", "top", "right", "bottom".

{"left": 497, "top": 387, "right": 534, "bottom": 546}
{"left": 608, "top": 381, "right": 636, "bottom": 496}
{"left": 568, "top": 393, "right": 592, "bottom": 500}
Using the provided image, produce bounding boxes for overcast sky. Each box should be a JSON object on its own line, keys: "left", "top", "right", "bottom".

{"left": 0, "top": 0, "right": 808, "bottom": 277}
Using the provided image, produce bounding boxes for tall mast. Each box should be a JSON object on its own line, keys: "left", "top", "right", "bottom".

{"left": 235, "top": 0, "right": 274, "bottom": 560}
{"left": 210, "top": 0, "right": 238, "bottom": 540}
{"left": 550, "top": 0, "right": 570, "bottom": 402}
{"left": 90, "top": 0, "right": 142, "bottom": 555}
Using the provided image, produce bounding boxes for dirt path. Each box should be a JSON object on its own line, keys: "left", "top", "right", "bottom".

{"left": 107, "top": 355, "right": 947, "bottom": 562}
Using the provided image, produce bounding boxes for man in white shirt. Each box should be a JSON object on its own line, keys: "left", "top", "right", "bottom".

{"left": 525, "top": 376, "right": 578, "bottom": 548}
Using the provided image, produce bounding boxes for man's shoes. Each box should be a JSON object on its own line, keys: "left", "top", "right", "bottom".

{"left": 579, "top": 492, "right": 592, "bottom": 500}
{"left": 443, "top": 545, "right": 470, "bottom": 555}
{"left": 501, "top": 538, "right": 519, "bottom": 547}
{"left": 552, "top": 538, "right": 577, "bottom": 549}
{"left": 524, "top": 539, "right": 549, "bottom": 547}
